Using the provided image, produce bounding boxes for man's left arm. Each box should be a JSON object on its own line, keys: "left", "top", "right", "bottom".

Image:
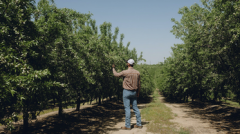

{"left": 112, "top": 64, "right": 124, "bottom": 77}
{"left": 137, "top": 75, "right": 141, "bottom": 97}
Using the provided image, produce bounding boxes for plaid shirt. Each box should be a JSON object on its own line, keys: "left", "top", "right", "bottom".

{"left": 113, "top": 67, "right": 140, "bottom": 91}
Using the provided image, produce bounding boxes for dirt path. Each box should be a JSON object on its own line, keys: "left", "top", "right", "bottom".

{"left": 160, "top": 93, "right": 240, "bottom": 134}
{"left": 159, "top": 96, "right": 225, "bottom": 134}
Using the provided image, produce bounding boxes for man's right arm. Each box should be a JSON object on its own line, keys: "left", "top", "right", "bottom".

{"left": 112, "top": 67, "right": 124, "bottom": 77}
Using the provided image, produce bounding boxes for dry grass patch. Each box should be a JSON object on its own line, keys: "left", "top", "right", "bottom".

{"left": 141, "top": 89, "right": 190, "bottom": 134}
{"left": 221, "top": 99, "right": 240, "bottom": 108}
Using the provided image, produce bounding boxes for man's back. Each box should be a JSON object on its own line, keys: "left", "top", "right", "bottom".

{"left": 113, "top": 67, "right": 140, "bottom": 90}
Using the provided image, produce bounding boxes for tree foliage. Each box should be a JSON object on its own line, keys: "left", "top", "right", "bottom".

{"left": 157, "top": 0, "right": 240, "bottom": 103}
{"left": 0, "top": 0, "right": 151, "bottom": 131}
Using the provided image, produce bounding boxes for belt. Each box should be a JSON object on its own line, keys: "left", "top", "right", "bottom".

{"left": 124, "top": 89, "right": 137, "bottom": 91}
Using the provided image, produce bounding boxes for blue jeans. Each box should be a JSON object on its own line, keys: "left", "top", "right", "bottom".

{"left": 123, "top": 89, "right": 141, "bottom": 128}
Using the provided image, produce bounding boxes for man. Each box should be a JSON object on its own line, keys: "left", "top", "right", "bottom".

{"left": 112, "top": 59, "right": 142, "bottom": 130}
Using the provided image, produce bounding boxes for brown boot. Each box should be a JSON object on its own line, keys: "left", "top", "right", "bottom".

{"left": 121, "top": 126, "right": 131, "bottom": 130}
{"left": 134, "top": 125, "right": 143, "bottom": 129}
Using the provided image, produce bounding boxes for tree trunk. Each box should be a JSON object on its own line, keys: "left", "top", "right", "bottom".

{"left": 109, "top": 88, "right": 112, "bottom": 101}
{"left": 59, "top": 101, "right": 63, "bottom": 116}
{"left": 98, "top": 97, "right": 101, "bottom": 105}
{"left": 117, "top": 86, "right": 120, "bottom": 102}
{"left": 183, "top": 94, "right": 186, "bottom": 102}
{"left": 213, "top": 89, "right": 218, "bottom": 102}
{"left": 53, "top": 95, "right": 56, "bottom": 106}
{"left": 31, "top": 111, "right": 36, "bottom": 119}
{"left": 90, "top": 97, "right": 92, "bottom": 105}
{"left": 23, "top": 103, "right": 29, "bottom": 132}
{"left": 76, "top": 92, "right": 80, "bottom": 111}
{"left": 117, "top": 93, "right": 120, "bottom": 102}
{"left": 58, "top": 90, "right": 63, "bottom": 117}
{"left": 200, "top": 89, "right": 203, "bottom": 102}
{"left": 98, "top": 87, "right": 102, "bottom": 105}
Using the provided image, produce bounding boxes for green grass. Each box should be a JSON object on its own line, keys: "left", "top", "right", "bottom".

{"left": 221, "top": 99, "right": 240, "bottom": 108}
{"left": 141, "top": 89, "right": 190, "bottom": 134}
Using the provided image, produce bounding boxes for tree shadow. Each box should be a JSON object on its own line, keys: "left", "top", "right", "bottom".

{"left": 4, "top": 97, "right": 151, "bottom": 134}
{"left": 163, "top": 96, "right": 240, "bottom": 134}
{"left": 138, "top": 96, "right": 152, "bottom": 104}
{"left": 187, "top": 102, "right": 240, "bottom": 134}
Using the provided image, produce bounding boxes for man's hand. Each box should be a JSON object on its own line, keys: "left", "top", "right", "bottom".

{"left": 112, "top": 64, "right": 115, "bottom": 68}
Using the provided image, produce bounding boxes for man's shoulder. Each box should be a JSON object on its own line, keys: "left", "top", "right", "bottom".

{"left": 136, "top": 70, "right": 140, "bottom": 75}
{"left": 122, "top": 69, "right": 128, "bottom": 72}
{"left": 121, "top": 69, "right": 128, "bottom": 74}
{"left": 132, "top": 68, "right": 140, "bottom": 74}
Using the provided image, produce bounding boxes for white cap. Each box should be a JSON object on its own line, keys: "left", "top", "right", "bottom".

{"left": 127, "top": 59, "right": 134, "bottom": 65}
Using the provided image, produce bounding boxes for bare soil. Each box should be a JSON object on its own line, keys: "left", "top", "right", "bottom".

{"left": 1, "top": 95, "right": 240, "bottom": 134}
{"left": 160, "top": 95, "right": 240, "bottom": 134}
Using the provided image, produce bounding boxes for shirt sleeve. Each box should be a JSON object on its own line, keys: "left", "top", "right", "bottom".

{"left": 112, "top": 68, "right": 124, "bottom": 77}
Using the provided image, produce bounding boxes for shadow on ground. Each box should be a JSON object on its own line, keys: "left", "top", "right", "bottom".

{"left": 3, "top": 97, "right": 152, "bottom": 134}
{"left": 162, "top": 96, "right": 240, "bottom": 134}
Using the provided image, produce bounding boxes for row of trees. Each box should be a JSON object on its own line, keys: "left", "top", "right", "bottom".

{"left": 156, "top": 0, "right": 240, "bottom": 103}
{"left": 135, "top": 65, "right": 155, "bottom": 98}
{"left": 0, "top": 0, "right": 152, "bottom": 131}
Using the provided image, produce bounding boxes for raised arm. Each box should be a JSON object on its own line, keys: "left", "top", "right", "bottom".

{"left": 112, "top": 64, "right": 124, "bottom": 77}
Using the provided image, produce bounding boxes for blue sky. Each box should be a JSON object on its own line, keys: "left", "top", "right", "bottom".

{"left": 35, "top": 0, "right": 202, "bottom": 64}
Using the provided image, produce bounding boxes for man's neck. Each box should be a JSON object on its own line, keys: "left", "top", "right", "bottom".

{"left": 128, "top": 66, "right": 133, "bottom": 69}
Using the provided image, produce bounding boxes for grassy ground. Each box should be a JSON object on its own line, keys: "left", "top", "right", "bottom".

{"left": 141, "top": 89, "right": 190, "bottom": 134}
{"left": 0, "top": 106, "right": 75, "bottom": 126}
{"left": 0, "top": 99, "right": 98, "bottom": 126}
{"left": 221, "top": 99, "right": 240, "bottom": 108}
